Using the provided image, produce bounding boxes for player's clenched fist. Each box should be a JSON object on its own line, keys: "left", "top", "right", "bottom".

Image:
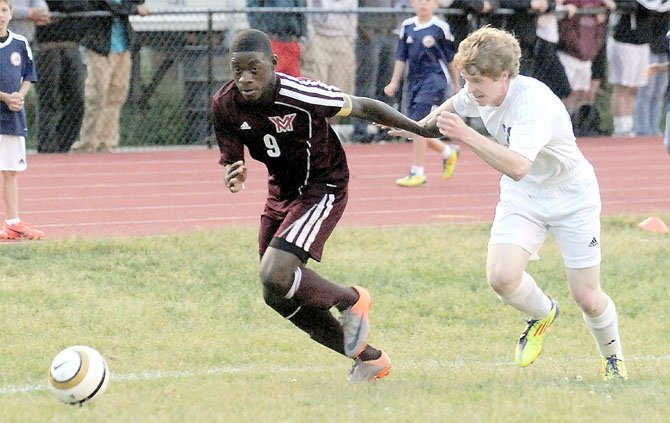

{"left": 224, "top": 160, "right": 247, "bottom": 193}
{"left": 436, "top": 111, "right": 468, "bottom": 140}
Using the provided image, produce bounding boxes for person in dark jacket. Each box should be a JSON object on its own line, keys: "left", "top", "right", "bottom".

{"left": 35, "top": 1, "right": 89, "bottom": 153}
{"left": 487, "top": 0, "right": 549, "bottom": 75}
{"left": 71, "top": 0, "right": 149, "bottom": 152}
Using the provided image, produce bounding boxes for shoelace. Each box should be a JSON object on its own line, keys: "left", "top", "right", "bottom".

{"left": 518, "top": 318, "right": 538, "bottom": 341}
{"left": 605, "top": 356, "right": 621, "bottom": 375}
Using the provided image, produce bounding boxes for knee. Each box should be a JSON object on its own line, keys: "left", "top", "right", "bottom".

{"left": 262, "top": 286, "right": 299, "bottom": 318}
{"left": 259, "top": 261, "right": 294, "bottom": 296}
{"left": 570, "top": 287, "right": 604, "bottom": 315}
{"left": 486, "top": 265, "right": 522, "bottom": 297}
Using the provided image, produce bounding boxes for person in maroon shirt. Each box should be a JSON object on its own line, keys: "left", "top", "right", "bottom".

{"left": 212, "top": 29, "right": 433, "bottom": 383}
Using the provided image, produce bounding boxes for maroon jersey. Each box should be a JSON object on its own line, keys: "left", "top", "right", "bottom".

{"left": 212, "top": 73, "right": 350, "bottom": 199}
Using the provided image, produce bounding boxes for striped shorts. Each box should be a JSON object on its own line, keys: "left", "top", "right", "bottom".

{"left": 260, "top": 184, "right": 348, "bottom": 262}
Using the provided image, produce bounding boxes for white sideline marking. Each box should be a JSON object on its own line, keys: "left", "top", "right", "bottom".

{"left": 2, "top": 354, "right": 669, "bottom": 396}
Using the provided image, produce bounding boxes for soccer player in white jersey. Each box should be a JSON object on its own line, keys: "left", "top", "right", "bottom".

{"left": 422, "top": 26, "right": 627, "bottom": 380}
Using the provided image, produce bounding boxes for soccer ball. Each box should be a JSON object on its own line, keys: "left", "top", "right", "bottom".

{"left": 47, "top": 345, "right": 110, "bottom": 405}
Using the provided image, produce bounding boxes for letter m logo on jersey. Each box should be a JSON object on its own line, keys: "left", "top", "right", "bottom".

{"left": 268, "top": 114, "right": 297, "bottom": 133}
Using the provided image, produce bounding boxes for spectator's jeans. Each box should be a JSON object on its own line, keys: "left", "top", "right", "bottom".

{"left": 351, "top": 31, "right": 396, "bottom": 138}
{"left": 36, "top": 45, "right": 85, "bottom": 153}
{"left": 79, "top": 50, "right": 131, "bottom": 150}
{"left": 635, "top": 52, "right": 669, "bottom": 136}
{"left": 665, "top": 109, "right": 670, "bottom": 153}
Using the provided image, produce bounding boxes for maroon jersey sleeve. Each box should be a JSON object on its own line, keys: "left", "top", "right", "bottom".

{"left": 212, "top": 81, "right": 245, "bottom": 166}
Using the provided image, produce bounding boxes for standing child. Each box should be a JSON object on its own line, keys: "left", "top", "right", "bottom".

{"left": 646, "top": 29, "right": 670, "bottom": 153}
{"left": 384, "top": 0, "right": 461, "bottom": 187}
{"left": 0, "top": 0, "right": 43, "bottom": 240}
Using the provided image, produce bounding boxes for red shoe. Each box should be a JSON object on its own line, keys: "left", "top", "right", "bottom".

{"left": 4, "top": 221, "right": 44, "bottom": 240}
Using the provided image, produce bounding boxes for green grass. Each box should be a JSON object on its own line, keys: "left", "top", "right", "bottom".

{"left": 1, "top": 216, "right": 669, "bottom": 422}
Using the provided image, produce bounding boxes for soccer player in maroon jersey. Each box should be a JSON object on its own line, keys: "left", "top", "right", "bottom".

{"left": 212, "top": 28, "right": 433, "bottom": 382}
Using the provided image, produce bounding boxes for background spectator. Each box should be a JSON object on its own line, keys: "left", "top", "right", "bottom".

{"left": 531, "top": 0, "right": 575, "bottom": 101}
{"left": 350, "top": 0, "right": 401, "bottom": 143}
{"left": 645, "top": 29, "right": 670, "bottom": 152}
{"left": 301, "top": 0, "right": 357, "bottom": 98}
{"left": 35, "top": 0, "right": 88, "bottom": 153}
{"left": 608, "top": 0, "right": 657, "bottom": 137}
{"left": 247, "top": 0, "right": 307, "bottom": 77}
{"left": 385, "top": 0, "right": 461, "bottom": 187}
{"left": 72, "top": 0, "right": 150, "bottom": 153}
{"left": 445, "top": 0, "right": 492, "bottom": 47}
{"left": 557, "top": 0, "right": 614, "bottom": 116}
{"left": 634, "top": 12, "right": 670, "bottom": 136}
{"left": 0, "top": 0, "right": 44, "bottom": 240}
{"left": 488, "top": 0, "right": 549, "bottom": 75}
{"left": 7, "top": 0, "right": 49, "bottom": 42}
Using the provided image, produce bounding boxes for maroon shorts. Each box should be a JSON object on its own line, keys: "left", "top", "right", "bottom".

{"left": 259, "top": 185, "right": 348, "bottom": 262}
{"left": 270, "top": 39, "right": 301, "bottom": 77}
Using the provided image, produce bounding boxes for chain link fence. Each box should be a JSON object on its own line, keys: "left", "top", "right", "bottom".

{"left": 24, "top": 6, "right": 617, "bottom": 151}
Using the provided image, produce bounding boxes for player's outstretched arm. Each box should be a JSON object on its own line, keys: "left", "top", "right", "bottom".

{"left": 346, "top": 95, "right": 442, "bottom": 138}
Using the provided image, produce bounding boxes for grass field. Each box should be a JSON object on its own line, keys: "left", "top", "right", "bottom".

{"left": 1, "top": 216, "right": 669, "bottom": 422}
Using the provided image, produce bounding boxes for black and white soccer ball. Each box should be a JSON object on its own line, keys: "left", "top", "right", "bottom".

{"left": 47, "top": 345, "right": 110, "bottom": 405}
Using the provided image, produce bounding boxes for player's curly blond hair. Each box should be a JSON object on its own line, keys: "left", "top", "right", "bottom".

{"left": 453, "top": 26, "right": 521, "bottom": 79}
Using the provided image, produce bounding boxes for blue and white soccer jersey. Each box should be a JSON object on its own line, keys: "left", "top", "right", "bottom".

{"left": 453, "top": 75, "right": 602, "bottom": 268}
{"left": 0, "top": 31, "right": 36, "bottom": 171}
{"left": 396, "top": 16, "right": 457, "bottom": 120}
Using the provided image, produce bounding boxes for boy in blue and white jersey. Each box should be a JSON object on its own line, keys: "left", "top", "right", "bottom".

{"left": 385, "top": 0, "right": 461, "bottom": 187}
{"left": 0, "top": 0, "right": 43, "bottom": 240}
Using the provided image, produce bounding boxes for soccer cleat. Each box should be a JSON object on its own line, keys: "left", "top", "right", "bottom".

{"left": 601, "top": 355, "right": 628, "bottom": 381}
{"left": 442, "top": 145, "right": 460, "bottom": 180}
{"left": 515, "top": 300, "right": 559, "bottom": 367}
{"left": 347, "top": 350, "right": 392, "bottom": 383}
{"left": 0, "top": 229, "right": 8, "bottom": 240}
{"left": 395, "top": 173, "right": 427, "bottom": 187}
{"left": 3, "top": 221, "right": 44, "bottom": 240}
{"left": 340, "top": 286, "right": 372, "bottom": 358}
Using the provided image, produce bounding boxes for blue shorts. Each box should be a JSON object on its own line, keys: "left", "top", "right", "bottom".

{"left": 407, "top": 74, "right": 448, "bottom": 120}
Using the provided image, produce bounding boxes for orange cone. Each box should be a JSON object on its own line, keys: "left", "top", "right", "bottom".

{"left": 638, "top": 216, "right": 669, "bottom": 234}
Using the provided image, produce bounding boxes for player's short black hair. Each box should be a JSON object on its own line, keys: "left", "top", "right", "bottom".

{"left": 229, "top": 29, "right": 274, "bottom": 59}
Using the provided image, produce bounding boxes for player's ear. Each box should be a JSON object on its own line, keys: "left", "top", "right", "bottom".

{"left": 271, "top": 54, "right": 279, "bottom": 68}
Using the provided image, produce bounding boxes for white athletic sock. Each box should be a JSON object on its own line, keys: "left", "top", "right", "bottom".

{"left": 5, "top": 217, "right": 20, "bottom": 226}
{"left": 410, "top": 165, "right": 425, "bottom": 176}
{"left": 498, "top": 272, "right": 553, "bottom": 319}
{"left": 613, "top": 116, "right": 634, "bottom": 135}
{"left": 583, "top": 296, "right": 624, "bottom": 359}
{"left": 441, "top": 145, "right": 453, "bottom": 159}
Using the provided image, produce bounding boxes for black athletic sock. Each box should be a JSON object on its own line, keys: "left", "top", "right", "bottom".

{"left": 357, "top": 346, "right": 381, "bottom": 362}
{"left": 294, "top": 267, "right": 357, "bottom": 312}
{"left": 288, "top": 306, "right": 344, "bottom": 354}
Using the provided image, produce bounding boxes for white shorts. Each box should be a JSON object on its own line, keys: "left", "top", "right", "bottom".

{"left": 489, "top": 165, "right": 602, "bottom": 269}
{"left": 557, "top": 51, "right": 592, "bottom": 91}
{"left": 607, "top": 37, "right": 650, "bottom": 87}
{"left": 0, "top": 135, "right": 27, "bottom": 171}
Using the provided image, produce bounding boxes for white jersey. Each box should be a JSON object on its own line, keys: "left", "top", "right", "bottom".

{"left": 453, "top": 75, "right": 588, "bottom": 189}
